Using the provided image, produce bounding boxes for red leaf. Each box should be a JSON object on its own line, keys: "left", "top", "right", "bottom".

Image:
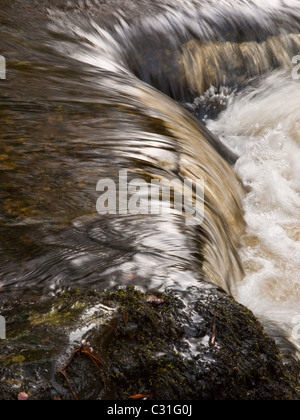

{"left": 18, "top": 392, "right": 28, "bottom": 401}
{"left": 129, "top": 394, "right": 151, "bottom": 400}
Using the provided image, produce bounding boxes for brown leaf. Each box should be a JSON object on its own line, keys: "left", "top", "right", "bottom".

{"left": 129, "top": 394, "right": 151, "bottom": 400}
{"left": 146, "top": 295, "right": 165, "bottom": 306}
{"left": 122, "top": 311, "right": 129, "bottom": 324}
{"left": 18, "top": 392, "right": 28, "bottom": 401}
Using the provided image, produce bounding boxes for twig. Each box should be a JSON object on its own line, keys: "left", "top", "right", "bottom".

{"left": 56, "top": 348, "right": 103, "bottom": 400}
{"left": 58, "top": 369, "right": 79, "bottom": 401}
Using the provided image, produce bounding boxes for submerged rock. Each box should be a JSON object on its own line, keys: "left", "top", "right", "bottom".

{"left": 0, "top": 286, "right": 298, "bottom": 400}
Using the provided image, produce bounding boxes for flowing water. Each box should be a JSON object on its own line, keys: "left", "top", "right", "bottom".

{"left": 0, "top": 0, "right": 300, "bottom": 370}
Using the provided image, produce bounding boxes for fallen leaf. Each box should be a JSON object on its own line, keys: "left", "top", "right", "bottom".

{"left": 146, "top": 295, "right": 165, "bottom": 306}
{"left": 123, "top": 311, "right": 129, "bottom": 324}
{"left": 129, "top": 394, "right": 151, "bottom": 400}
{"left": 18, "top": 392, "right": 28, "bottom": 401}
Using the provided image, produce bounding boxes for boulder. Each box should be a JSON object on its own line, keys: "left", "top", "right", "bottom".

{"left": 0, "top": 286, "right": 298, "bottom": 400}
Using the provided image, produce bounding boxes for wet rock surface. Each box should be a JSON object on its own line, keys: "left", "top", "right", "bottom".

{"left": 0, "top": 286, "right": 298, "bottom": 400}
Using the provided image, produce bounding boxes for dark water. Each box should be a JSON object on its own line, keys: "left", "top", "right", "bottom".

{"left": 1, "top": 0, "right": 300, "bottom": 361}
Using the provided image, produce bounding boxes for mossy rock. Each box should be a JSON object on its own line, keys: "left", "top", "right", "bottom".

{"left": 0, "top": 286, "right": 298, "bottom": 400}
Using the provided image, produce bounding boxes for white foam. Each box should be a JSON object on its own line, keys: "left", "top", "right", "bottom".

{"left": 208, "top": 71, "right": 300, "bottom": 355}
